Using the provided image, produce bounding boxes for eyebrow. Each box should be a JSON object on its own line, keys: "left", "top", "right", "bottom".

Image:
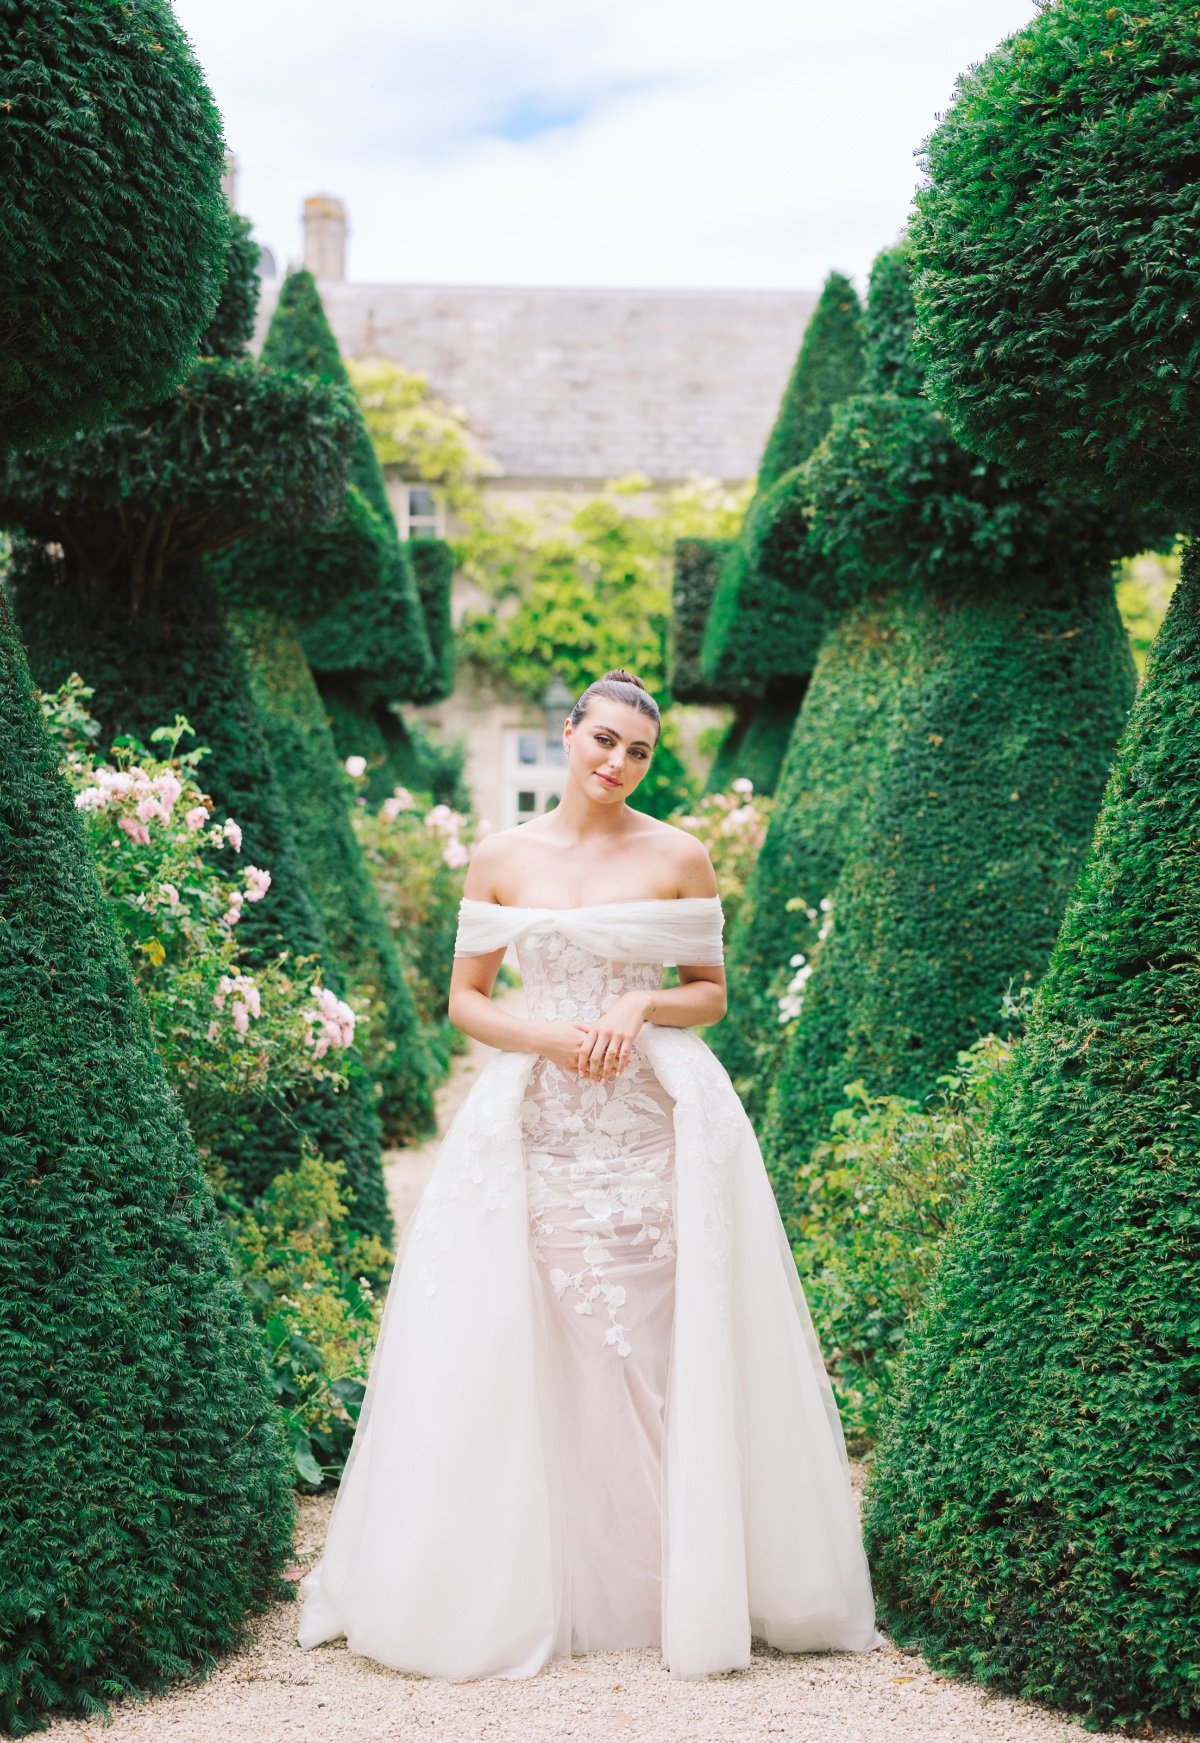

{"left": 591, "top": 721, "right": 653, "bottom": 751}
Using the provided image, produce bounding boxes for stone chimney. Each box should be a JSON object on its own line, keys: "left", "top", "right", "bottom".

{"left": 303, "top": 194, "right": 348, "bottom": 281}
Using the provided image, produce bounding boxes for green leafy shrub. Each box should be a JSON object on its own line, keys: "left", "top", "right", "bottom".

{"left": 865, "top": 546, "right": 1200, "bottom": 1727}
{"left": 233, "top": 610, "right": 436, "bottom": 1142}
{"left": 0, "top": 595, "right": 293, "bottom": 1734}
{"left": 223, "top": 1148, "right": 389, "bottom": 1489}
{"left": 907, "top": 0, "right": 1200, "bottom": 523}
{"left": 794, "top": 1027, "right": 1016, "bottom": 1452}
{"left": 670, "top": 780, "right": 771, "bottom": 939}
{"left": 0, "top": 0, "right": 229, "bottom": 449}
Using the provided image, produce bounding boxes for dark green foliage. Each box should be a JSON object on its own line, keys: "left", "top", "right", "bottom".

{"left": 704, "top": 694, "right": 801, "bottom": 800}
{"left": 713, "top": 592, "right": 917, "bottom": 1127}
{"left": 860, "top": 242, "right": 922, "bottom": 397}
{"left": 864, "top": 545, "right": 1200, "bottom": 1728}
{"left": 701, "top": 273, "right": 864, "bottom": 692}
{"left": 668, "top": 538, "right": 730, "bottom": 704}
{"left": 0, "top": 0, "right": 229, "bottom": 450}
{"left": 406, "top": 539, "right": 457, "bottom": 704}
{"left": 233, "top": 610, "right": 436, "bottom": 1145}
{"left": 322, "top": 684, "right": 471, "bottom": 810}
{"left": 0, "top": 358, "right": 357, "bottom": 598}
{"left": 758, "top": 272, "right": 866, "bottom": 492}
{"left": 764, "top": 564, "right": 1138, "bottom": 1221}
{"left": 232, "top": 269, "right": 431, "bottom": 694}
{"left": 908, "top": 0, "right": 1200, "bottom": 523}
{"left": 201, "top": 209, "right": 263, "bottom": 361}
{"left": 0, "top": 594, "right": 293, "bottom": 1734}
{"left": 10, "top": 554, "right": 393, "bottom": 1247}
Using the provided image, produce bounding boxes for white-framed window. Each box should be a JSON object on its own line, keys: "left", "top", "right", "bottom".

{"left": 503, "top": 730, "right": 566, "bottom": 829}
{"left": 398, "top": 484, "right": 445, "bottom": 541}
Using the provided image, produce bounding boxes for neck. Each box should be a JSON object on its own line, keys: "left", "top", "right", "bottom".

{"left": 545, "top": 779, "right": 632, "bottom": 843}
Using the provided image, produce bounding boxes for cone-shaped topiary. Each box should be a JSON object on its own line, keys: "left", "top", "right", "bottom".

{"left": 234, "top": 610, "right": 436, "bottom": 1145}
{"left": 406, "top": 539, "right": 457, "bottom": 705}
{"left": 0, "top": 222, "right": 396, "bottom": 1244}
{"left": 907, "top": 0, "right": 1200, "bottom": 525}
{"left": 9, "top": 551, "right": 394, "bottom": 1247}
{"left": 700, "top": 272, "right": 864, "bottom": 692}
{"left": 668, "top": 538, "right": 731, "bottom": 705}
{"left": 0, "top": 0, "right": 230, "bottom": 451}
{"left": 864, "top": 543, "right": 1200, "bottom": 1727}
{"left": 238, "top": 261, "right": 430, "bottom": 690}
{"left": 713, "top": 590, "right": 919, "bottom": 1131}
{"left": 711, "top": 248, "right": 927, "bottom": 1109}
{"left": 758, "top": 247, "right": 1157, "bottom": 1223}
{"left": 0, "top": 592, "right": 293, "bottom": 1734}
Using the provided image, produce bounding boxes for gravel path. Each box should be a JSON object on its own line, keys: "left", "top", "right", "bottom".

{"left": 42, "top": 1005, "right": 1193, "bottom": 1742}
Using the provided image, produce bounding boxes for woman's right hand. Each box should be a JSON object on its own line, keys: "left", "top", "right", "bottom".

{"left": 536, "top": 1020, "right": 593, "bottom": 1075}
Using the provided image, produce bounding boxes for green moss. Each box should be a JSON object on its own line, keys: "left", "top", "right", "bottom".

{"left": 233, "top": 610, "right": 436, "bottom": 1144}
{"left": 10, "top": 554, "right": 393, "bottom": 1247}
{"left": 0, "top": 0, "right": 228, "bottom": 449}
{"left": 0, "top": 593, "right": 293, "bottom": 1734}
{"left": 908, "top": 0, "right": 1200, "bottom": 522}
{"left": 864, "top": 543, "right": 1200, "bottom": 1728}
{"left": 713, "top": 591, "right": 918, "bottom": 1133}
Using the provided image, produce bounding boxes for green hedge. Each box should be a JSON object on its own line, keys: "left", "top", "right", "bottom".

{"left": 234, "top": 610, "right": 437, "bottom": 1144}
{"left": 202, "top": 210, "right": 263, "bottom": 362}
{"left": 669, "top": 538, "right": 730, "bottom": 704}
{"left": 0, "top": 593, "right": 293, "bottom": 1733}
{"left": 10, "top": 550, "right": 394, "bottom": 1248}
{"left": 764, "top": 562, "right": 1138, "bottom": 1216}
{"left": 0, "top": 0, "right": 229, "bottom": 450}
{"left": 704, "top": 695, "right": 800, "bottom": 800}
{"left": 713, "top": 590, "right": 918, "bottom": 1132}
{"left": 864, "top": 543, "right": 1200, "bottom": 1729}
{"left": 908, "top": 0, "right": 1200, "bottom": 523}
{"left": 406, "top": 538, "right": 457, "bottom": 704}
{"left": 321, "top": 683, "right": 471, "bottom": 810}
{"left": 701, "top": 272, "right": 864, "bottom": 691}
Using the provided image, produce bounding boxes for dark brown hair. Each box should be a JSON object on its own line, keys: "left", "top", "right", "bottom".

{"left": 568, "top": 668, "right": 661, "bottom": 744}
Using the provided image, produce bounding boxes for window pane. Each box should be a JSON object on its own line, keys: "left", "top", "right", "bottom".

{"left": 544, "top": 793, "right": 560, "bottom": 811}
{"left": 408, "top": 487, "right": 437, "bottom": 518}
{"left": 517, "top": 735, "right": 540, "bottom": 765}
{"left": 545, "top": 739, "right": 566, "bottom": 766}
{"left": 517, "top": 790, "right": 537, "bottom": 813}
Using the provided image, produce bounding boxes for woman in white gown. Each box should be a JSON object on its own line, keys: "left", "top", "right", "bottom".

{"left": 298, "top": 669, "right": 878, "bottom": 1678}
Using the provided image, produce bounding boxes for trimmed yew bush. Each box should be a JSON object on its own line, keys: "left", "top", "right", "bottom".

{"left": 0, "top": 594, "right": 293, "bottom": 1733}
{"left": 0, "top": 0, "right": 228, "bottom": 449}
{"left": 865, "top": 545, "right": 1200, "bottom": 1726}
{"left": 234, "top": 610, "right": 435, "bottom": 1144}
{"left": 669, "top": 538, "right": 730, "bottom": 704}
{"left": 701, "top": 272, "right": 863, "bottom": 691}
{"left": 908, "top": 0, "right": 1200, "bottom": 523}
{"left": 704, "top": 696, "right": 799, "bottom": 799}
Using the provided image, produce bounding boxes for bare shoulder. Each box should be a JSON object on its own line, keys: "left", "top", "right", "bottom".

{"left": 461, "top": 825, "right": 522, "bottom": 901}
{"left": 631, "top": 815, "right": 718, "bottom": 898}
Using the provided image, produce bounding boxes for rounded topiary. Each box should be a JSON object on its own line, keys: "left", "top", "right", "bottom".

{"left": 864, "top": 543, "right": 1200, "bottom": 1728}
{"left": 700, "top": 271, "right": 864, "bottom": 692}
{"left": 908, "top": 0, "right": 1200, "bottom": 523}
{"left": 757, "top": 246, "right": 1159, "bottom": 1219}
{"left": 201, "top": 209, "right": 265, "bottom": 362}
{"left": 234, "top": 610, "right": 436, "bottom": 1145}
{"left": 0, "top": 593, "right": 293, "bottom": 1733}
{"left": 0, "top": 0, "right": 230, "bottom": 450}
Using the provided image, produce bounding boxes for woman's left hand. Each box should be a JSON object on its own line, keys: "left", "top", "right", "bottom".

{"left": 576, "top": 991, "right": 652, "bottom": 1080}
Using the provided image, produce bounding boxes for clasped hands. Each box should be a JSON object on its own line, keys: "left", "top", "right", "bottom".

{"left": 539, "top": 990, "right": 651, "bottom": 1080}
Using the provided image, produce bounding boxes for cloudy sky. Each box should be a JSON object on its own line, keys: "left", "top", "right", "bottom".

{"left": 174, "top": 0, "right": 1038, "bottom": 294}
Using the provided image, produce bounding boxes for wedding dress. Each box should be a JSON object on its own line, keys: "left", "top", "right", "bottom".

{"left": 297, "top": 896, "right": 878, "bottom": 1678}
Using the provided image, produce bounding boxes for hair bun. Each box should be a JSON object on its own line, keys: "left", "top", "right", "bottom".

{"left": 602, "top": 668, "right": 646, "bottom": 691}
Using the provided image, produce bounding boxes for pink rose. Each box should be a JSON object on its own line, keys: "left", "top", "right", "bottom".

{"left": 344, "top": 755, "right": 367, "bottom": 779}
{"left": 243, "top": 866, "right": 272, "bottom": 903}
{"left": 222, "top": 819, "right": 243, "bottom": 851}
{"left": 118, "top": 815, "right": 150, "bottom": 847}
{"left": 185, "top": 806, "right": 208, "bottom": 832}
{"left": 442, "top": 839, "right": 470, "bottom": 869}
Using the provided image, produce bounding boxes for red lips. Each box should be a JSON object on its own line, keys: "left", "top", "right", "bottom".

{"left": 595, "top": 772, "right": 621, "bottom": 788}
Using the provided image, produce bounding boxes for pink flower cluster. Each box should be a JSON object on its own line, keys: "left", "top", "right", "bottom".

{"left": 211, "top": 972, "right": 262, "bottom": 1038}
{"left": 380, "top": 785, "right": 416, "bottom": 820}
{"left": 303, "top": 984, "right": 357, "bottom": 1060}
{"left": 424, "top": 802, "right": 474, "bottom": 869}
{"left": 77, "top": 766, "right": 185, "bottom": 846}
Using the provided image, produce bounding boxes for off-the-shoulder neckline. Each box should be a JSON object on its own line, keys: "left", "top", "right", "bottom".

{"left": 458, "top": 894, "right": 721, "bottom": 914}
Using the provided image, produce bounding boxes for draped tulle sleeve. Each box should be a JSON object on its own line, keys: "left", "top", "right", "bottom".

{"left": 453, "top": 896, "right": 725, "bottom": 967}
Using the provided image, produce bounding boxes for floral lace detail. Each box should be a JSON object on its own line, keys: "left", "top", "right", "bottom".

{"left": 517, "top": 931, "right": 676, "bottom": 1361}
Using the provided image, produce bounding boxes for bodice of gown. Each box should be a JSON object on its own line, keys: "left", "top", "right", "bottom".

{"left": 515, "top": 929, "right": 665, "bottom": 1025}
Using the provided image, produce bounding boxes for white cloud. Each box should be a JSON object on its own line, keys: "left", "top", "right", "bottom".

{"left": 173, "top": 0, "right": 1039, "bottom": 291}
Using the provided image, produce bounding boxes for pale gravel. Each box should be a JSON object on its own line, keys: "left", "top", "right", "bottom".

{"left": 41, "top": 1002, "right": 1194, "bottom": 1743}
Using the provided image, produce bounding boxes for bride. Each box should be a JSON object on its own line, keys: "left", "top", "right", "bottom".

{"left": 298, "top": 668, "right": 878, "bottom": 1678}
